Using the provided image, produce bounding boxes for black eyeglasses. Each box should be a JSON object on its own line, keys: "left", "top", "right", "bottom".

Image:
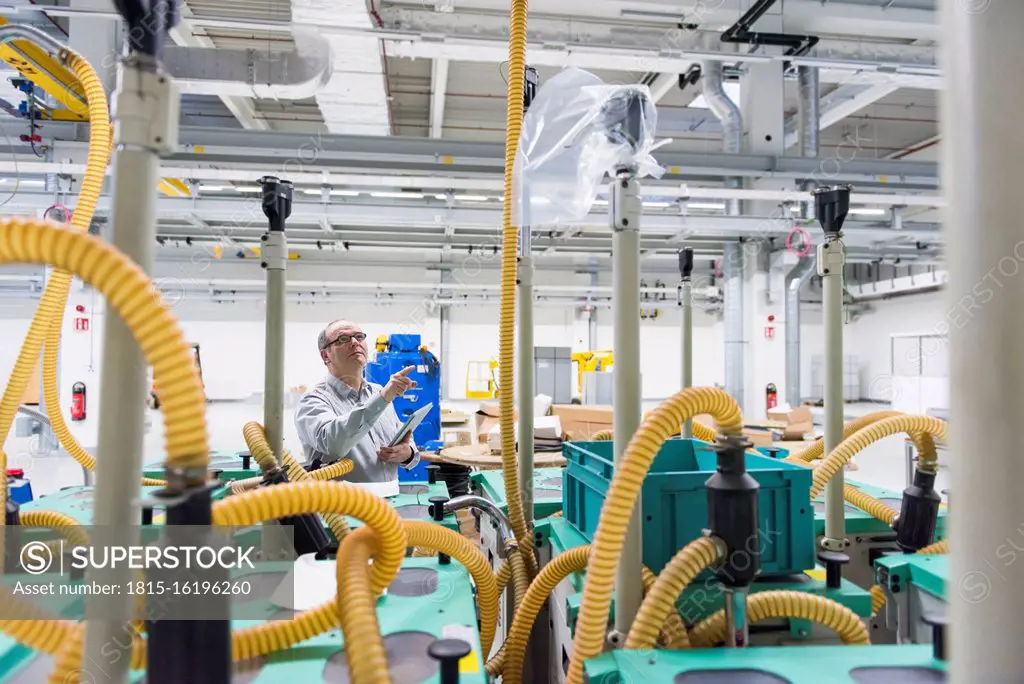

{"left": 323, "top": 332, "right": 366, "bottom": 349}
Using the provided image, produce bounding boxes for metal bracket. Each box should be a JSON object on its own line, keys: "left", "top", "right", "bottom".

{"left": 816, "top": 239, "right": 846, "bottom": 277}
{"left": 113, "top": 60, "right": 180, "bottom": 154}
{"left": 610, "top": 175, "right": 641, "bottom": 232}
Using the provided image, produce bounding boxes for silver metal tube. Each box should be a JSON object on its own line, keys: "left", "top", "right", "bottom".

{"left": 798, "top": 66, "right": 820, "bottom": 221}
{"left": 517, "top": 248, "right": 535, "bottom": 530}
{"left": 785, "top": 257, "right": 816, "bottom": 407}
{"left": 724, "top": 586, "right": 751, "bottom": 647}
{"left": 943, "top": 3, "right": 1024, "bottom": 679}
{"left": 83, "top": 59, "right": 166, "bottom": 684}
{"left": 263, "top": 229, "right": 287, "bottom": 463}
{"left": 611, "top": 172, "right": 643, "bottom": 638}
{"left": 703, "top": 60, "right": 743, "bottom": 216}
{"left": 0, "top": 23, "right": 69, "bottom": 55}
{"left": 587, "top": 308, "right": 597, "bottom": 350}
{"left": 438, "top": 298, "right": 450, "bottom": 401}
{"left": 444, "top": 495, "right": 514, "bottom": 546}
{"left": 723, "top": 242, "right": 745, "bottom": 408}
{"left": 680, "top": 279, "right": 693, "bottom": 437}
{"left": 819, "top": 238, "right": 846, "bottom": 548}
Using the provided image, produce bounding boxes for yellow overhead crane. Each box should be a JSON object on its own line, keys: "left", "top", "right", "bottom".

{"left": 0, "top": 16, "right": 190, "bottom": 197}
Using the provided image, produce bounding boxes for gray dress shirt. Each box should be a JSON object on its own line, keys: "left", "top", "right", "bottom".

{"left": 294, "top": 374, "right": 420, "bottom": 483}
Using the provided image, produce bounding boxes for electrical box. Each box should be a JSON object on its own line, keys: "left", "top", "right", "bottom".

{"left": 581, "top": 370, "right": 613, "bottom": 405}
{"left": 534, "top": 346, "right": 573, "bottom": 405}
{"left": 365, "top": 334, "right": 442, "bottom": 482}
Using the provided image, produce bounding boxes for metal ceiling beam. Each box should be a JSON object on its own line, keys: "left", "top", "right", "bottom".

{"left": 429, "top": 58, "right": 449, "bottom": 138}
{"left": 167, "top": 10, "right": 269, "bottom": 131}
{"left": 21, "top": 121, "right": 936, "bottom": 184}
{"left": 783, "top": 82, "right": 899, "bottom": 148}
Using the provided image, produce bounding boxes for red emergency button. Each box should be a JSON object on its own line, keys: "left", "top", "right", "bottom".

{"left": 6, "top": 468, "right": 23, "bottom": 477}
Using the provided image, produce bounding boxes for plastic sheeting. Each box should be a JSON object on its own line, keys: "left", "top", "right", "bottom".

{"left": 513, "top": 67, "right": 668, "bottom": 228}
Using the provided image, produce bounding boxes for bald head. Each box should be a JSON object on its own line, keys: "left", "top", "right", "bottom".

{"left": 319, "top": 320, "right": 368, "bottom": 381}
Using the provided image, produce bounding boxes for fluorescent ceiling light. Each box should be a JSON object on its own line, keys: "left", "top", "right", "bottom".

{"left": 370, "top": 191, "right": 424, "bottom": 199}
{"left": 643, "top": 201, "right": 672, "bottom": 208}
{"left": 331, "top": 190, "right": 361, "bottom": 196}
{"left": 849, "top": 207, "right": 886, "bottom": 216}
{"left": 454, "top": 194, "right": 490, "bottom": 202}
{"left": 686, "top": 201, "right": 725, "bottom": 210}
{"left": 433, "top": 194, "right": 447, "bottom": 200}
{"left": 16, "top": 180, "right": 43, "bottom": 186}
{"left": 235, "top": 186, "right": 261, "bottom": 193}
{"left": 302, "top": 189, "right": 321, "bottom": 196}
{"left": 592, "top": 199, "right": 609, "bottom": 206}
{"left": 689, "top": 82, "right": 740, "bottom": 109}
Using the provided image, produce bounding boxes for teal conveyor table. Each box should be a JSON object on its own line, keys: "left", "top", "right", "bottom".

{"left": 584, "top": 644, "right": 946, "bottom": 683}
{"left": 0, "top": 557, "right": 488, "bottom": 683}
{"left": 471, "top": 467, "right": 565, "bottom": 518}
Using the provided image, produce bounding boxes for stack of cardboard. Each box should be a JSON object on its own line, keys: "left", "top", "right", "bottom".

{"left": 549, "top": 405, "right": 614, "bottom": 441}
{"left": 766, "top": 407, "right": 815, "bottom": 441}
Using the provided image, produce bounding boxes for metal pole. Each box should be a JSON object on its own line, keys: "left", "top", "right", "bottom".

{"left": 943, "top": 3, "right": 1024, "bottom": 680}
{"left": 439, "top": 303, "right": 450, "bottom": 400}
{"left": 611, "top": 169, "right": 643, "bottom": 640}
{"left": 260, "top": 176, "right": 293, "bottom": 464}
{"left": 679, "top": 248, "right": 693, "bottom": 438}
{"left": 814, "top": 186, "right": 850, "bottom": 554}
{"left": 517, "top": 66, "right": 538, "bottom": 532}
{"left": 517, "top": 210, "right": 535, "bottom": 531}
{"left": 84, "top": 52, "right": 180, "bottom": 684}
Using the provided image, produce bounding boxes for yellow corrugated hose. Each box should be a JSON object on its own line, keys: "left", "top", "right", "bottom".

{"left": 48, "top": 479, "right": 413, "bottom": 682}
{"left": 0, "top": 220, "right": 209, "bottom": 472}
{"left": 588, "top": 421, "right": 716, "bottom": 444}
{"left": 870, "top": 584, "right": 887, "bottom": 616}
{"left": 790, "top": 410, "right": 903, "bottom": 462}
{"left": 625, "top": 536, "right": 724, "bottom": 650}
{"left": 497, "top": 0, "right": 537, "bottom": 579}
{"left": 639, "top": 566, "right": 689, "bottom": 649}
{"left": 337, "top": 526, "right": 392, "bottom": 684}
{"left": 566, "top": 387, "right": 743, "bottom": 684}
{"left": 844, "top": 484, "right": 898, "bottom": 525}
{"left": 400, "top": 520, "right": 500, "bottom": 655}
{"left": 688, "top": 590, "right": 870, "bottom": 647}
{"left": 0, "top": 47, "right": 118, "bottom": 524}
{"left": 810, "top": 416, "right": 947, "bottom": 499}
{"left": 239, "top": 421, "right": 352, "bottom": 540}
{"left": 20, "top": 509, "right": 91, "bottom": 548}
{"left": 502, "top": 545, "right": 590, "bottom": 684}
{"left": 486, "top": 545, "right": 531, "bottom": 675}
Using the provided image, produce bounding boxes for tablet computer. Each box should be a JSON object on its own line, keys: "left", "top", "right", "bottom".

{"left": 389, "top": 402, "right": 434, "bottom": 447}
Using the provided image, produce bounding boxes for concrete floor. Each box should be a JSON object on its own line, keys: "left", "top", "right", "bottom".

{"left": 7, "top": 399, "right": 922, "bottom": 499}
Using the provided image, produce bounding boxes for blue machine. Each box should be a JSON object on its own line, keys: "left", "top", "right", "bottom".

{"left": 365, "top": 334, "right": 441, "bottom": 482}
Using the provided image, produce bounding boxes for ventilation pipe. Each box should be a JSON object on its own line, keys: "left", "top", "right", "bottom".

{"left": 785, "top": 257, "right": 815, "bottom": 407}
{"left": 798, "top": 66, "right": 820, "bottom": 217}
{"left": 703, "top": 60, "right": 745, "bottom": 407}
{"left": 162, "top": 44, "right": 331, "bottom": 99}
{"left": 785, "top": 65, "right": 820, "bottom": 408}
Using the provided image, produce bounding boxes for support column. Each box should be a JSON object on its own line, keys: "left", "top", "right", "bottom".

{"left": 943, "top": 3, "right": 1024, "bottom": 681}
{"left": 740, "top": 60, "right": 789, "bottom": 418}
{"left": 439, "top": 301, "right": 450, "bottom": 400}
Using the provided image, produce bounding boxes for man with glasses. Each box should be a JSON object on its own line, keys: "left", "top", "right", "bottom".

{"left": 295, "top": 320, "right": 420, "bottom": 482}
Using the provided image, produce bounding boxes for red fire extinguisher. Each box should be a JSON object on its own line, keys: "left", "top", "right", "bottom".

{"left": 766, "top": 383, "right": 778, "bottom": 410}
{"left": 71, "top": 382, "right": 86, "bottom": 421}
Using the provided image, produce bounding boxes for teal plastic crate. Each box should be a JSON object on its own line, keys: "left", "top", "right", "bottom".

{"left": 562, "top": 437, "right": 815, "bottom": 576}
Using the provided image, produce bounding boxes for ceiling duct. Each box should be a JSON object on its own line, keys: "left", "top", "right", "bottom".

{"left": 162, "top": 44, "right": 331, "bottom": 99}
{"left": 291, "top": 1, "right": 391, "bottom": 135}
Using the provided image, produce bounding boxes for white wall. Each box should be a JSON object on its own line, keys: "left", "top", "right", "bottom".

{"left": 848, "top": 290, "right": 949, "bottom": 403}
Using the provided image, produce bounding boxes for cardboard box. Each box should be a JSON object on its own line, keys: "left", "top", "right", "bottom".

{"left": 487, "top": 415, "right": 563, "bottom": 452}
{"left": 743, "top": 427, "right": 775, "bottom": 448}
{"left": 550, "top": 404, "right": 613, "bottom": 441}
{"left": 473, "top": 402, "right": 518, "bottom": 444}
{"left": 766, "top": 407, "right": 814, "bottom": 440}
{"left": 441, "top": 429, "right": 473, "bottom": 448}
